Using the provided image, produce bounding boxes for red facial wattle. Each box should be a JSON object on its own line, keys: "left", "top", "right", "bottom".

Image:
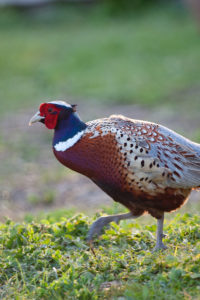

{"left": 39, "top": 103, "right": 61, "bottom": 129}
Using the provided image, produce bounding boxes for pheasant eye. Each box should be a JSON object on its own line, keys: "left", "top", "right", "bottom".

{"left": 48, "top": 108, "right": 53, "bottom": 113}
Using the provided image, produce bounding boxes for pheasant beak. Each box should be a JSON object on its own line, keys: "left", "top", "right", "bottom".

{"left": 29, "top": 111, "right": 45, "bottom": 126}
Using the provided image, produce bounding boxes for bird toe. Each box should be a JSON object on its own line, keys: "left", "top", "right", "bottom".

{"left": 153, "top": 244, "right": 167, "bottom": 252}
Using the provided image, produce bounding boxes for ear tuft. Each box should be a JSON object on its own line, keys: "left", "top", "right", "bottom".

{"left": 72, "top": 104, "right": 77, "bottom": 112}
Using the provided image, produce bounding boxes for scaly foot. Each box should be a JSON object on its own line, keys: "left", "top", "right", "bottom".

{"left": 153, "top": 243, "right": 167, "bottom": 252}
{"left": 86, "top": 212, "right": 134, "bottom": 242}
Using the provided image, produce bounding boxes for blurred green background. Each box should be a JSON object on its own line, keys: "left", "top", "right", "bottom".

{"left": 0, "top": 0, "right": 200, "bottom": 220}
{"left": 1, "top": 0, "right": 200, "bottom": 113}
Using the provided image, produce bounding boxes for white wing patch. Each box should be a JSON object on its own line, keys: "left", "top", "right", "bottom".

{"left": 54, "top": 130, "right": 85, "bottom": 152}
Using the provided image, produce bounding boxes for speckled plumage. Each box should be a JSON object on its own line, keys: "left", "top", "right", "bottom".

{"left": 54, "top": 114, "right": 200, "bottom": 218}
{"left": 30, "top": 101, "right": 200, "bottom": 250}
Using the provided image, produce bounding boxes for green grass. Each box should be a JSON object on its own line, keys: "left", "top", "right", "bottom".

{"left": 0, "top": 212, "right": 199, "bottom": 299}
{"left": 0, "top": 4, "right": 200, "bottom": 116}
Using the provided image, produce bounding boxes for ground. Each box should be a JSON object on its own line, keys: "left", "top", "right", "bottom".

{"left": 0, "top": 213, "right": 200, "bottom": 299}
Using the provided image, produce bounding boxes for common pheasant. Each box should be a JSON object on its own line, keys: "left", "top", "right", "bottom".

{"left": 29, "top": 101, "right": 200, "bottom": 250}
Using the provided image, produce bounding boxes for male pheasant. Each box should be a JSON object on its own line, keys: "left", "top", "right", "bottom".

{"left": 29, "top": 101, "right": 200, "bottom": 250}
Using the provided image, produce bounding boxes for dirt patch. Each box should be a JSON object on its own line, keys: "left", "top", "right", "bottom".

{"left": 0, "top": 101, "right": 199, "bottom": 221}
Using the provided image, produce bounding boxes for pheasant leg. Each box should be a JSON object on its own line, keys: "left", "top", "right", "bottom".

{"left": 154, "top": 213, "right": 167, "bottom": 251}
{"left": 87, "top": 212, "right": 135, "bottom": 242}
